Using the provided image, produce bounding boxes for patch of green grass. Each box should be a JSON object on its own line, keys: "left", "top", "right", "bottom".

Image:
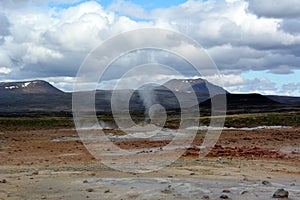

{"left": 0, "top": 117, "right": 74, "bottom": 132}
{"left": 1, "top": 111, "right": 299, "bottom": 132}
{"left": 200, "top": 112, "right": 300, "bottom": 128}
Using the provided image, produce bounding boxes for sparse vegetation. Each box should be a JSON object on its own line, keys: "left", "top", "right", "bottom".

{"left": 0, "top": 116, "right": 74, "bottom": 132}
{"left": 222, "top": 112, "right": 300, "bottom": 128}
{"left": 161, "top": 111, "right": 300, "bottom": 128}
{"left": 0, "top": 111, "right": 299, "bottom": 132}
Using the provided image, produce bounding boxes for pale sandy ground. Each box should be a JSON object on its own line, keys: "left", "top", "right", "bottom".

{"left": 0, "top": 128, "right": 299, "bottom": 199}
{"left": 1, "top": 159, "right": 299, "bottom": 200}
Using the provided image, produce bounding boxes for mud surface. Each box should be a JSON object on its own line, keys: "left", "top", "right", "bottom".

{"left": 0, "top": 127, "right": 299, "bottom": 199}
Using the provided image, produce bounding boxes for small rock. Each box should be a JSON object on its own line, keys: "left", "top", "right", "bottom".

{"left": 83, "top": 180, "right": 88, "bottom": 183}
{"left": 243, "top": 177, "right": 249, "bottom": 181}
{"left": 161, "top": 189, "right": 172, "bottom": 194}
{"left": 32, "top": 171, "right": 39, "bottom": 175}
{"left": 241, "top": 191, "right": 248, "bottom": 195}
{"left": 202, "top": 195, "right": 210, "bottom": 199}
{"left": 222, "top": 189, "right": 230, "bottom": 193}
{"left": 41, "top": 195, "right": 47, "bottom": 199}
{"left": 104, "top": 189, "right": 110, "bottom": 193}
{"left": 190, "top": 172, "right": 196, "bottom": 175}
{"left": 243, "top": 137, "right": 251, "bottom": 140}
{"left": 262, "top": 180, "right": 271, "bottom": 186}
{"left": 161, "top": 185, "right": 172, "bottom": 194}
{"left": 273, "top": 189, "right": 289, "bottom": 198}
{"left": 290, "top": 183, "right": 295, "bottom": 186}
{"left": 220, "top": 194, "right": 229, "bottom": 199}
{"left": 0, "top": 179, "right": 7, "bottom": 183}
{"left": 86, "top": 188, "right": 94, "bottom": 193}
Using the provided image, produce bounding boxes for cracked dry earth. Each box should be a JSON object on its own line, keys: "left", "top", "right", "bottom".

{"left": 0, "top": 127, "right": 299, "bottom": 199}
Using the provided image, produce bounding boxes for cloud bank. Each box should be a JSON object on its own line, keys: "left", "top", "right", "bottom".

{"left": 0, "top": 0, "right": 299, "bottom": 96}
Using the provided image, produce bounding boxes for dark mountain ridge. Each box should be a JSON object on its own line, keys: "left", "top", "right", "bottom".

{"left": 0, "top": 79, "right": 299, "bottom": 116}
{"left": 199, "top": 93, "right": 294, "bottom": 115}
{"left": 267, "top": 95, "right": 300, "bottom": 104}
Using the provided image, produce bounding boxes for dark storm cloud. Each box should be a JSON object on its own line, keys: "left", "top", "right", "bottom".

{"left": 280, "top": 19, "right": 300, "bottom": 35}
{"left": 0, "top": 13, "right": 10, "bottom": 45}
{"left": 246, "top": 0, "right": 300, "bottom": 18}
{"left": 0, "top": 13, "right": 10, "bottom": 36}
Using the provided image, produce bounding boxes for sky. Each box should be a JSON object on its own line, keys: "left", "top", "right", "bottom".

{"left": 0, "top": 0, "right": 300, "bottom": 96}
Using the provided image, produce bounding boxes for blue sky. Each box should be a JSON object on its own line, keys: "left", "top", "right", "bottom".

{"left": 49, "top": 0, "right": 188, "bottom": 10}
{"left": 0, "top": 0, "right": 300, "bottom": 96}
{"left": 242, "top": 70, "right": 300, "bottom": 88}
{"left": 241, "top": 70, "right": 300, "bottom": 95}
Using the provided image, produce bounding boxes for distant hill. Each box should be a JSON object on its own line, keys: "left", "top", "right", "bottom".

{"left": 0, "top": 80, "right": 68, "bottom": 115}
{"left": 199, "top": 93, "right": 297, "bottom": 115}
{"left": 162, "top": 78, "right": 228, "bottom": 95}
{"left": 0, "top": 79, "right": 299, "bottom": 116}
{"left": 267, "top": 95, "right": 300, "bottom": 104}
{"left": 0, "top": 80, "right": 63, "bottom": 94}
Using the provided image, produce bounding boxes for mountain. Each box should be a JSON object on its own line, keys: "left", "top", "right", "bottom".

{"left": 0, "top": 79, "right": 299, "bottom": 116}
{"left": 0, "top": 80, "right": 68, "bottom": 115}
{"left": 162, "top": 78, "right": 228, "bottom": 95}
{"left": 198, "top": 93, "right": 299, "bottom": 115}
{"left": 267, "top": 95, "right": 300, "bottom": 104}
{"left": 0, "top": 80, "right": 63, "bottom": 94}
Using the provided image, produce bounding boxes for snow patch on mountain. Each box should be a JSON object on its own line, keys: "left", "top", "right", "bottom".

{"left": 5, "top": 85, "right": 19, "bottom": 90}
{"left": 22, "top": 82, "right": 31, "bottom": 88}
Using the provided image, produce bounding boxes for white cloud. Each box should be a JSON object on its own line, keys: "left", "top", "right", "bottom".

{"left": 281, "top": 83, "right": 300, "bottom": 91}
{"left": 280, "top": 82, "right": 300, "bottom": 96}
{"left": 0, "top": 1, "right": 155, "bottom": 81}
{"left": 44, "top": 1, "right": 114, "bottom": 51}
{"left": 237, "top": 77, "right": 279, "bottom": 95}
{"left": 22, "top": 44, "right": 63, "bottom": 64}
{"left": 108, "top": 0, "right": 149, "bottom": 19}
{"left": 0, "top": 0, "right": 299, "bottom": 95}
{"left": 203, "top": 74, "right": 245, "bottom": 86}
{"left": 0, "top": 49, "right": 13, "bottom": 68}
{"left": 44, "top": 76, "right": 76, "bottom": 92}
{"left": 208, "top": 44, "right": 264, "bottom": 66}
{"left": 0, "top": 67, "right": 11, "bottom": 74}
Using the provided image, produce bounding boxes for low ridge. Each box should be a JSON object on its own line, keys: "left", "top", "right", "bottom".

{"left": 0, "top": 80, "right": 63, "bottom": 94}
